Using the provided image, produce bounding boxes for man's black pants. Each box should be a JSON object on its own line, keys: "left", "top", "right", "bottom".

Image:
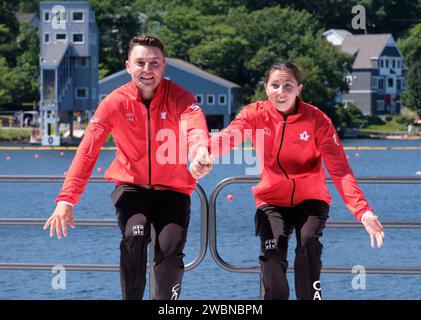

{"left": 112, "top": 184, "right": 191, "bottom": 300}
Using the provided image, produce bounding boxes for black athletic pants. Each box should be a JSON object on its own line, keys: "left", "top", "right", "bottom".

{"left": 255, "top": 200, "right": 329, "bottom": 300}
{"left": 111, "top": 184, "right": 191, "bottom": 300}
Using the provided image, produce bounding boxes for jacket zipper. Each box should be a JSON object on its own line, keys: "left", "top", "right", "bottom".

{"left": 146, "top": 104, "right": 152, "bottom": 187}
{"left": 276, "top": 117, "right": 295, "bottom": 206}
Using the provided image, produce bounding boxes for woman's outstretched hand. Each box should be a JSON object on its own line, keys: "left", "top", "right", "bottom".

{"left": 362, "top": 211, "right": 384, "bottom": 248}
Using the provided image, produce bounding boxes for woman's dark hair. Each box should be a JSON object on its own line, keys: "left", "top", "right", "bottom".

{"left": 264, "top": 61, "right": 303, "bottom": 85}
{"left": 128, "top": 35, "right": 166, "bottom": 58}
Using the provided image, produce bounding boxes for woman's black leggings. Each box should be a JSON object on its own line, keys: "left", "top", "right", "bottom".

{"left": 255, "top": 200, "right": 329, "bottom": 300}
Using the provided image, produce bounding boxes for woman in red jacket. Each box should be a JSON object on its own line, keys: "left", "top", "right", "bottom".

{"left": 210, "top": 61, "right": 384, "bottom": 300}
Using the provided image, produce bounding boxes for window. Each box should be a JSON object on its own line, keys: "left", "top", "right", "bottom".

{"left": 386, "top": 59, "right": 389, "bottom": 68}
{"left": 380, "top": 59, "right": 384, "bottom": 68}
{"left": 218, "top": 95, "right": 227, "bottom": 105}
{"left": 56, "top": 33, "right": 67, "bottom": 41}
{"left": 44, "top": 11, "right": 50, "bottom": 22}
{"left": 372, "top": 77, "right": 385, "bottom": 90}
{"left": 75, "top": 57, "right": 88, "bottom": 68}
{"left": 72, "top": 33, "right": 84, "bottom": 44}
{"left": 378, "top": 78, "right": 384, "bottom": 90}
{"left": 195, "top": 95, "right": 203, "bottom": 104}
{"left": 397, "top": 60, "right": 401, "bottom": 69}
{"left": 99, "top": 94, "right": 107, "bottom": 101}
{"left": 372, "top": 78, "right": 378, "bottom": 89}
{"left": 376, "top": 100, "right": 385, "bottom": 111}
{"left": 397, "top": 79, "right": 402, "bottom": 90}
{"left": 392, "top": 60, "right": 396, "bottom": 68}
{"left": 44, "top": 33, "right": 50, "bottom": 44}
{"left": 388, "top": 78, "right": 394, "bottom": 88}
{"left": 207, "top": 95, "right": 215, "bottom": 105}
{"left": 75, "top": 87, "right": 88, "bottom": 99}
{"left": 72, "top": 11, "right": 84, "bottom": 22}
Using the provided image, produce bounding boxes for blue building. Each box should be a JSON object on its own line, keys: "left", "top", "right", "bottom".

{"left": 99, "top": 58, "right": 243, "bottom": 129}
{"left": 39, "top": 1, "right": 98, "bottom": 145}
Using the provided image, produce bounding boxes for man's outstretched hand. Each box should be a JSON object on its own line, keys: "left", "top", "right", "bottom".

{"left": 43, "top": 202, "right": 75, "bottom": 239}
{"left": 189, "top": 146, "right": 213, "bottom": 179}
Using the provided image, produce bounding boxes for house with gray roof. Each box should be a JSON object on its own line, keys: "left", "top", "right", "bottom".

{"left": 99, "top": 58, "right": 243, "bottom": 129}
{"left": 39, "top": 1, "right": 98, "bottom": 145}
{"left": 324, "top": 29, "right": 406, "bottom": 116}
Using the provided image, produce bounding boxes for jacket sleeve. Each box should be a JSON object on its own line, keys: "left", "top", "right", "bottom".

{"left": 315, "top": 113, "right": 373, "bottom": 221}
{"left": 55, "top": 98, "right": 115, "bottom": 205}
{"left": 178, "top": 94, "right": 209, "bottom": 161}
{"left": 209, "top": 104, "right": 255, "bottom": 158}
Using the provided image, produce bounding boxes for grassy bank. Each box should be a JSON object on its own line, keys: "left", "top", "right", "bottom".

{"left": 0, "top": 128, "right": 32, "bottom": 141}
{"left": 360, "top": 120, "right": 408, "bottom": 133}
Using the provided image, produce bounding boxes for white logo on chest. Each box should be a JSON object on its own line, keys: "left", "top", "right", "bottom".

{"left": 299, "top": 130, "right": 310, "bottom": 142}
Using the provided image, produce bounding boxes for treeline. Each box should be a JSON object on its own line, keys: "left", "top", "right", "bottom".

{"left": 1, "top": 0, "right": 421, "bottom": 124}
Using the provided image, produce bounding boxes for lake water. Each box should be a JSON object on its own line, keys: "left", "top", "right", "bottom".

{"left": 0, "top": 138, "right": 420, "bottom": 300}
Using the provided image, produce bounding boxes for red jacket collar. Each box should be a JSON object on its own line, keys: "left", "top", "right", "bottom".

{"left": 267, "top": 97, "right": 304, "bottom": 122}
{"left": 127, "top": 80, "right": 166, "bottom": 107}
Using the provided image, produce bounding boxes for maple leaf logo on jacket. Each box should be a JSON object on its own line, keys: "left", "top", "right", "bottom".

{"left": 299, "top": 130, "right": 310, "bottom": 141}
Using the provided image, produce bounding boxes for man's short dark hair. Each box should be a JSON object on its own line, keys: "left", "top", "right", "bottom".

{"left": 128, "top": 35, "right": 166, "bottom": 58}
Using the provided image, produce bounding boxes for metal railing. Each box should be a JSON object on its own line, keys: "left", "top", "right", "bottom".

{"left": 0, "top": 175, "right": 208, "bottom": 299}
{"left": 2, "top": 175, "right": 421, "bottom": 299}
{"left": 208, "top": 176, "right": 421, "bottom": 298}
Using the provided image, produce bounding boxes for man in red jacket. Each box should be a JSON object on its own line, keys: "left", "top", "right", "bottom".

{"left": 43, "top": 35, "right": 211, "bottom": 300}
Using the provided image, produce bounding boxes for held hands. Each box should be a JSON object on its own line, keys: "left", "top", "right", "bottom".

{"left": 361, "top": 211, "right": 384, "bottom": 248}
{"left": 43, "top": 202, "right": 75, "bottom": 239}
{"left": 189, "top": 146, "right": 213, "bottom": 179}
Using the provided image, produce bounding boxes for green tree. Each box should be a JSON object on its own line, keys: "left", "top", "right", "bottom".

{"left": 398, "top": 23, "right": 421, "bottom": 109}
{"left": 188, "top": 6, "right": 351, "bottom": 113}
{"left": 244, "top": 0, "right": 421, "bottom": 38}
{"left": 159, "top": 5, "right": 204, "bottom": 60}
{"left": 0, "top": 1, "right": 19, "bottom": 66}
{"left": 91, "top": 0, "right": 145, "bottom": 77}
{"left": 401, "top": 61, "right": 421, "bottom": 109}
{"left": 0, "top": 57, "right": 13, "bottom": 105}
{"left": 335, "top": 102, "right": 366, "bottom": 130}
{"left": 10, "top": 22, "right": 40, "bottom": 104}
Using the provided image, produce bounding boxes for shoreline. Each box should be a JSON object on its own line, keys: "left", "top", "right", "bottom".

{"left": 358, "top": 131, "right": 421, "bottom": 140}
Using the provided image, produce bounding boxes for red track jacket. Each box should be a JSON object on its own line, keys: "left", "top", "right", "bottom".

{"left": 210, "top": 98, "right": 372, "bottom": 221}
{"left": 57, "top": 80, "right": 209, "bottom": 205}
